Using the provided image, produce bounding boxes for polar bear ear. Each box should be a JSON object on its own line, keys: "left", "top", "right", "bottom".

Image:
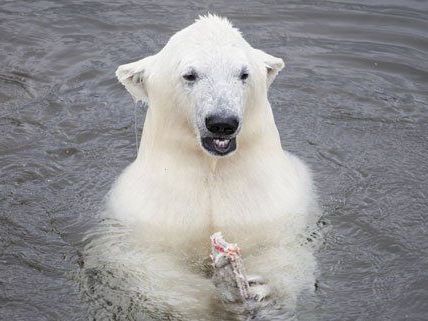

{"left": 253, "top": 49, "right": 285, "bottom": 87}
{"left": 115, "top": 55, "right": 156, "bottom": 102}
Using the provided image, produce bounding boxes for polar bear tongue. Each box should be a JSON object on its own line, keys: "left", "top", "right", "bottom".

{"left": 213, "top": 138, "right": 231, "bottom": 149}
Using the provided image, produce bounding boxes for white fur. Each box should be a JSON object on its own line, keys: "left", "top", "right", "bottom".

{"left": 108, "top": 14, "right": 320, "bottom": 319}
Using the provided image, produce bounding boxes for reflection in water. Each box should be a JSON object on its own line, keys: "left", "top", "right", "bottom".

{"left": 0, "top": 0, "right": 427, "bottom": 320}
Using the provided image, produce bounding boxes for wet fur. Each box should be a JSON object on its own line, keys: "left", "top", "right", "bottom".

{"left": 108, "top": 14, "right": 320, "bottom": 319}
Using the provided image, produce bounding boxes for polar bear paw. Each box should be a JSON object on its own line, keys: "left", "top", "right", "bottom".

{"left": 248, "top": 275, "right": 271, "bottom": 302}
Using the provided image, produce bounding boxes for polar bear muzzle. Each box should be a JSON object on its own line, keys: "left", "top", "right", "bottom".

{"left": 200, "top": 114, "right": 239, "bottom": 156}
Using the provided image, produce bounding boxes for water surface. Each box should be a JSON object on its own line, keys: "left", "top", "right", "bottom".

{"left": 1, "top": 1, "right": 427, "bottom": 320}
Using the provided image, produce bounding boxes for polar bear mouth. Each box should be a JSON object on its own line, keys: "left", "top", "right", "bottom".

{"left": 201, "top": 137, "right": 237, "bottom": 156}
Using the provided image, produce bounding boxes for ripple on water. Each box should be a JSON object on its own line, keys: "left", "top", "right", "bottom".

{"left": 0, "top": 0, "right": 427, "bottom": 320}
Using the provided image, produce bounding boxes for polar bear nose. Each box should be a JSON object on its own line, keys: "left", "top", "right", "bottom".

{"left": 205, "top": 115, "right": 239, "bottom": 135}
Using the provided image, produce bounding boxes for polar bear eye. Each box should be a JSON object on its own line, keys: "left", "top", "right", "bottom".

{"left": 240, "top": 70, "right": 249, "bottom": 81}
{"left": 183, "top": 71, "right": 198, "bottom": 82}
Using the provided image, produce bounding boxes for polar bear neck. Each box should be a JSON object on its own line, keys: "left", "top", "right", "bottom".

{"left": 135, "top": 98, "right": 284, "bottom": 174}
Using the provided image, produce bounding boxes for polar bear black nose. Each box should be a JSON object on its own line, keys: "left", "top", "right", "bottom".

{"left": 205, "top": 115, "right": 239, "bottom": 135}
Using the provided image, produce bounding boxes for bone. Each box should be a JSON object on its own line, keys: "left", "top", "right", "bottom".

{"left": 210, "top": 232, "right": 252, "bottom": 303}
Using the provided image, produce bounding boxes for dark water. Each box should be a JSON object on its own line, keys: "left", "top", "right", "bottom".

{"left": 1, "top": 0, "right": 427, "bottom": 320}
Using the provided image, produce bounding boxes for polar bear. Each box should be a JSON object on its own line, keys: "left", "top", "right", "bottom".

{"left": 107, "top": 14, "right": 320, "bottom": 320}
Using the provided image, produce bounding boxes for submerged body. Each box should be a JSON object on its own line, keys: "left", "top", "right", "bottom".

{"left": 106, "top": 14, "right": 320, "bottom": 319}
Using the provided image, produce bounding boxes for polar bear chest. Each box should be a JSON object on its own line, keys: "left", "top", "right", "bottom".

{"left": 108, "top": 152, "right": 311, "bottom": 251}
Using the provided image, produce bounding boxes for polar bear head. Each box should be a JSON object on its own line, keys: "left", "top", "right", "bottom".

{"left": 116, "top": 15, "right": 284, "bottom": 157}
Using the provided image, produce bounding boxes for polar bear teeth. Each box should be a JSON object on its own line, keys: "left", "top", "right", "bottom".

{"left": 213, "top": 138, "right": 230, "bottom": 149}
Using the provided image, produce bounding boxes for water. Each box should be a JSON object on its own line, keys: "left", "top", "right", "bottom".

{"left": 1, "top": 0, "right": 427, "bottom": 320}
